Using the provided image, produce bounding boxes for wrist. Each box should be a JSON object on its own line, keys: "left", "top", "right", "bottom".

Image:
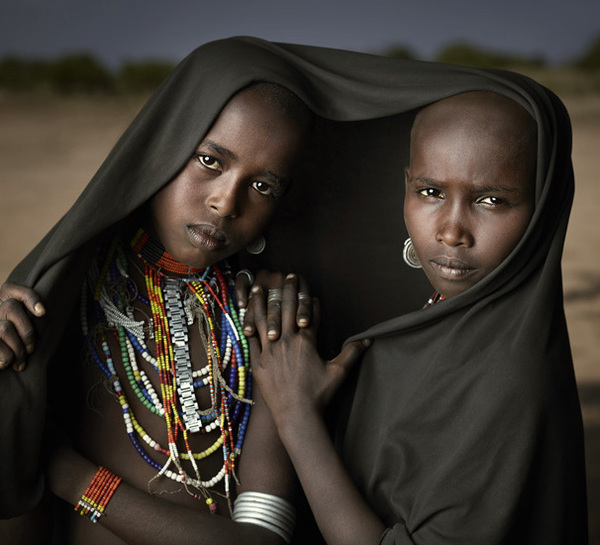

{"left": 47, "top": 446, "right": 97, "bottom": 505}
{"left": 275, "top": 404, "right": 324, "bottom": 443}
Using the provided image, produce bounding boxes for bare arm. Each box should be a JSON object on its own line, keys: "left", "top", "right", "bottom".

{"left": 249, "top": 275, "right": 383, "bottom": 545}
{"left": 43, "top": 276, "right": 299, "bottom": 544}
{"left": 46, "top": 396, "right": 293, "bottom": 545}
{"left": 1, "top": 280, "right": 299, "bottom": 544}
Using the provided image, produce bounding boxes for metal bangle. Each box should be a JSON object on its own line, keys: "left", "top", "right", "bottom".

{"left": 233, "top": 504, "right": 296, "bottom": 526}
{"left": 233, "top": 491, "right": 296, "bottom": 544}
{"left": 234, "top": 515, "right": 292, "bottom": 543}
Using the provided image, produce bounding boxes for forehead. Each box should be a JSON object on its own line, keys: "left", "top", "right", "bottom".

{"left": 410, "top": 92, "right": 537, "bottom": 185}
{"left": 199, "top": 87, "right": 309, "bottom": 174}
{"left": 413, "top": 91, "right": 533, "bottom": 148}
{"left": 209, "top": 85, "right": 309, "bottom": 140}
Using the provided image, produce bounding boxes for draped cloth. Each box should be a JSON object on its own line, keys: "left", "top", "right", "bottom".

{"left": 2, "top": 37, "right": 586, "bottom": 543}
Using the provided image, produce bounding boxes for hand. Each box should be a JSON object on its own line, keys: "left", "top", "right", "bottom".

{"left": 248, "top": 274, "right": 370, "bottom": 421}
{"left": 0, "top": 282, "right": 45, "bottom": 372}
{"left": 237, "top": 269, "right": 313, "bottom": 341}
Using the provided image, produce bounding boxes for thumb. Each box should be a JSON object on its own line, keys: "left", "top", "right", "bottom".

{"left": 328, "top": 338, "right": 371, "bottom": 385}
{"left": 0, "top": 282, "right": 45, "bottom": 317}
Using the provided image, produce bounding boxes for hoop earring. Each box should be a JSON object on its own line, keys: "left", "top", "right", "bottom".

{"left": 246, "top": 236, "right": 266, "bottom": 255}
{"left": 403, "top": 238, "right": 421, "bottom": 269}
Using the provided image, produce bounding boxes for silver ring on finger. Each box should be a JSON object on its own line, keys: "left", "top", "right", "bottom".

{"left": 236, "top": 268, "right": 255, "bottom": 286}
{"left": 267, "top": 288, "right": 283, "bottom": 304}
{"left": 298, "top": 292, "right": 311, "bottom": 303}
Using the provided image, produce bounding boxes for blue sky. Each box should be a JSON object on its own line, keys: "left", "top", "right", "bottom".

{"left": 1, "top": 0, "right": 598, "bottom": 67}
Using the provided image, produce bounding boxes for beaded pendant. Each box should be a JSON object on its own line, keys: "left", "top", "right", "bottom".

{"left": 82, "top": 230, "right": 252, "bottom": 512}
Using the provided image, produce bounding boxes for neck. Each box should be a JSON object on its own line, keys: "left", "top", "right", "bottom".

{"left": 129, "top": 227, "right": 208, "bottom": 277}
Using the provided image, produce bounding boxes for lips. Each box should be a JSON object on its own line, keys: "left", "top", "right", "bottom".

{"left": 186, "top": 224, "right": 228, "bottom": 251}
{"left": 429, "top": 256, "right": 477, "bottom": 280}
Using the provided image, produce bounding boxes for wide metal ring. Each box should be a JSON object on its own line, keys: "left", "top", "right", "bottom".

{"left": 297, "top": 293, "right": 311, "bottom": 303}
{"left": 267, "top": 288, "right": 283, "bottom": 304}
{"left": 236, "top": 268, "right": 255, "bottom": 286}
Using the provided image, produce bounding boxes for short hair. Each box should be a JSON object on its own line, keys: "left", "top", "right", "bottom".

{"left": 247, "top": 81, "right": 313, "bottom": 131}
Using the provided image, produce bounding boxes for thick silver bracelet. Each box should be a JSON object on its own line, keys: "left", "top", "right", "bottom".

{"left": 232, "top": 491, "right": 296, "bottom": 543}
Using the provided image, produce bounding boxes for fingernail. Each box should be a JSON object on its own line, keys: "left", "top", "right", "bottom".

{"left": 15, "top": 362, "right": 26, "bottom": 372}
{"left": 298, "top": 318, "right": 308, "bottom": 327}
{"left": 34, "top": 303, "right": 45, "bottom": 316}
{"left": 243, "top": 326, "right": 254, "bottom": 336}
{"left": 237, "top": 299, "right": 246, "bottom": 309}
{"left": 286, "top": 273, "right": 296, "bottom": 280}
{"left": 26, "top": 343, "right": 35, "bottom": 354}
{"left": 267, "top": 330, "right": 278, "bottom": 339}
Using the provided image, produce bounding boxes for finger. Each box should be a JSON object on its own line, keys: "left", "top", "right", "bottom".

{"left": 243, "top": 296, "right": 256, "bottom": 337}
{"left": 249, "top": 285, "right": 270, "bottom": 346}
{"left": 0, "top": 340, "right": 15, "bottom": 370}
{"left": 281, "top": 274, "right": 299, "bottom": 334}
{"left": 296, "top": 275, "right": 312, "bottom": 328}
{"left": 0, "top": 282, "right": 45, "bottom": 317}
{"left": 265, "top": 272, "right": 285, "bottom": 341}
{"left": 0, "top": 298, "right": 37, "bottom": 355}
{"left": 243, "top": 270, "right": 271, "bottom": 336}
{"left": 0, "top": 321, "right": 27, "bottom": 371}
{"left": 235, "top": 269, "right": 254, "bottom": 309}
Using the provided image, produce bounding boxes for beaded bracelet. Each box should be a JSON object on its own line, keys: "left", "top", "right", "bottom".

{"left": 74, "top": 466, "right": 122, "bottom": 523}
{"left": 232, "top": 491, "right": 296, "bottom": 544}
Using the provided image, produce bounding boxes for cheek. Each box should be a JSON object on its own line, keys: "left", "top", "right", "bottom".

{"left": 149, "top": 191, "right": 175, "bottom": 234}
{"left": 404, "top": 198, "right": 430, "bottom": 241}
{"left": 242, "top": 203, "right": 278, "bottom": 238}
{"left": 485, "top": 211, "right": 531, "bottom": 267}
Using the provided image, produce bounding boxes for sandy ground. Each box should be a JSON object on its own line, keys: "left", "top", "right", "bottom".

{"left": 1, "top": 92, "right": 599, "bottom": 538}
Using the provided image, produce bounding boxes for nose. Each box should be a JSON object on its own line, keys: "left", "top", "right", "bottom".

{"left": 207, "top": 177, "right": 240, "bottom": 219}
{"left": 436, "top": 205, "right": 474, "bottom": 247}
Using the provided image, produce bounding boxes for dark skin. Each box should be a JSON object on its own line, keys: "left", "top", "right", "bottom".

{"left": 3, "top": 91, "right": 537, "bottom": 544}
{"left": 0, "top": 282, "right": 44, "bottom": 371}
{"left": 248, "top": 93, "right": 537, "bottom": 545}
{"left": 0, "top": 85, "right": 346, "bottom": 544}
{"left": 405, "top": 91, "right": 536, "bottom": 298}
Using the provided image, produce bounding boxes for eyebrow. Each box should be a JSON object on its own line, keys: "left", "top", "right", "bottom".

{"left": 411, "top": 175, "right": 523, "bottom": 193}
{"left": 200, "top": 139, "right": 287, "bottom": 188}
{"left": 202, "top": 140, "right": 237, "bottom": 161}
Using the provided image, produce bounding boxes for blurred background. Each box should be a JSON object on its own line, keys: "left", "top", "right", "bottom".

{"left": 1, "top": 0, "right": 599, "bottom": 539}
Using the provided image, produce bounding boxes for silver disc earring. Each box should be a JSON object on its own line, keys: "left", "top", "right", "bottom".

{"left": 403, "top": 238, "right": 421, "bottom": 269}
{"left": 246, "top": 236, "right": 266, "bottom": 255}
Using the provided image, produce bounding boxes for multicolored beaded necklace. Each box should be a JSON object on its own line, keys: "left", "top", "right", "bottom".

{"left": 81, "top": 228, "right": 252, "bottom": 513}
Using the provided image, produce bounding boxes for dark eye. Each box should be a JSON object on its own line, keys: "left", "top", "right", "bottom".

{"left": 419, "top": 188, "right": 442, "bottom": 198}
{"left": 195, "top": 154, "right": 220, "bottom": 171}
{"left": 251, "top": 180, "right": 277, "bottom": 198}
{"left": 479, "top": 196, "right": 503, "bottom": 206}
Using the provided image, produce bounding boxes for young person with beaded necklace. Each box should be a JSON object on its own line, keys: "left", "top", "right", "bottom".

{"left": 0, "top": 78, "right": 366, "bottom": 544}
